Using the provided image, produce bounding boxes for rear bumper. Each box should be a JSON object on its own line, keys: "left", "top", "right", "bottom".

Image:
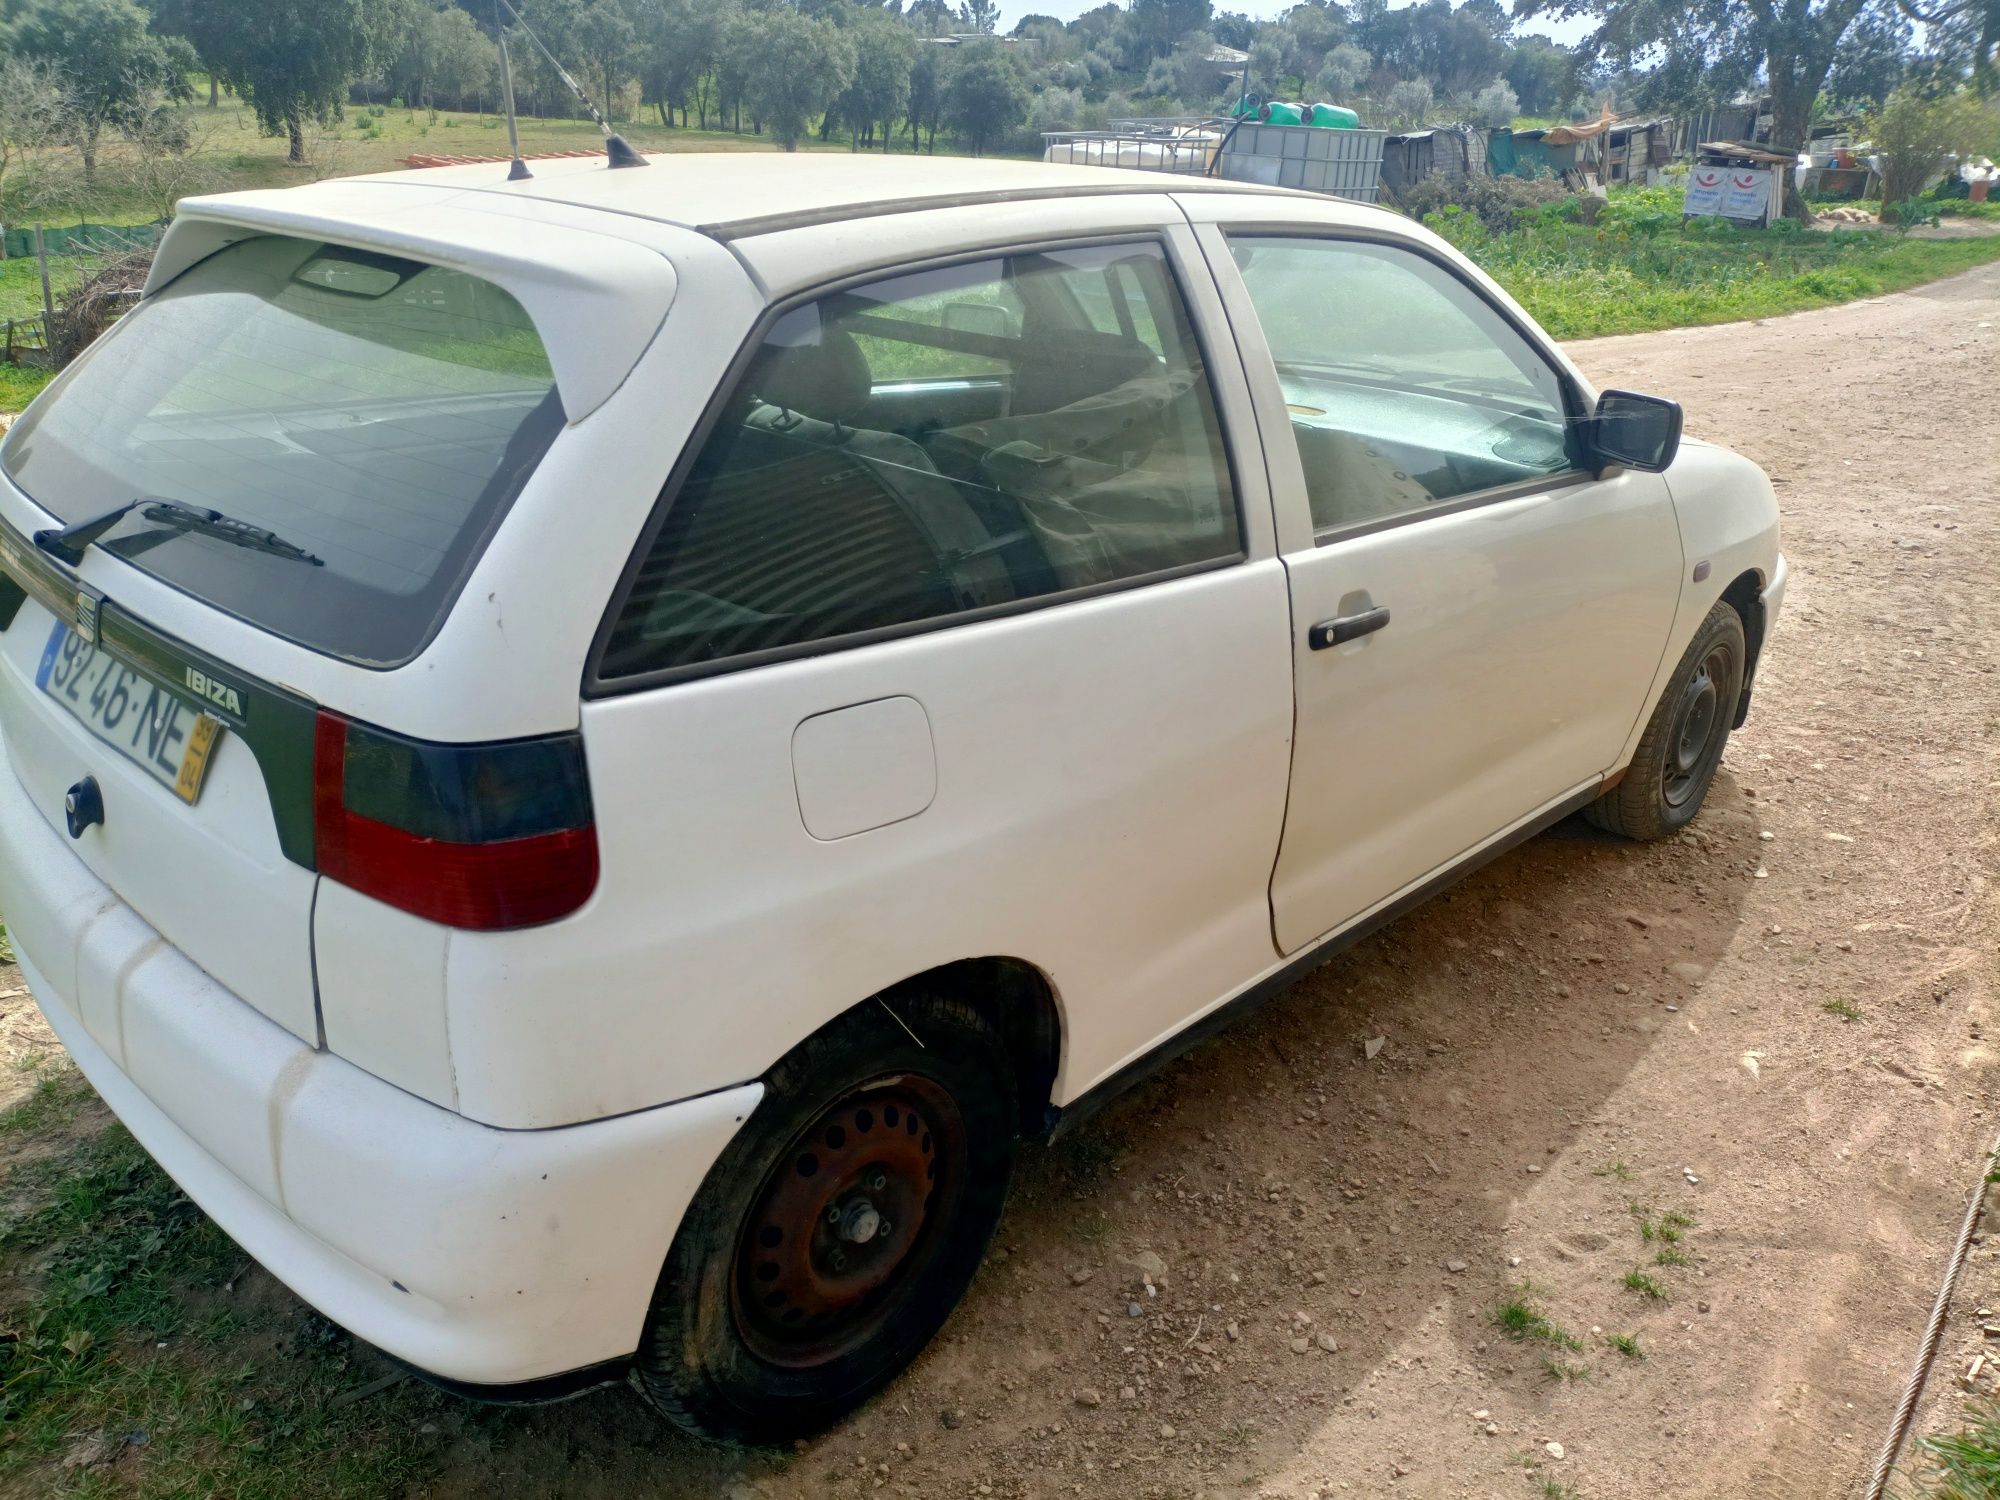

{"left": 0, "top": 734, "right": 759, "bottom": 1386}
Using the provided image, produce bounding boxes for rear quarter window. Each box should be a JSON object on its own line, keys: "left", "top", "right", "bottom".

{"left": 1, "top": 236, "right": 563, "bottom": 666}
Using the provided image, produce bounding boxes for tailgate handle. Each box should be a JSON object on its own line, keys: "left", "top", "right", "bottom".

{"left": 1308, "top": 606, "right": 1391, "bottom": 651}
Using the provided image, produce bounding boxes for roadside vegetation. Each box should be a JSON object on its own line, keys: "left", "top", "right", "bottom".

{"left": 1418, "top": 180, "right": 2000, "bottom": 340}
{"left": 1907, "top": 1402, "right": 2000, "bottom": 1498}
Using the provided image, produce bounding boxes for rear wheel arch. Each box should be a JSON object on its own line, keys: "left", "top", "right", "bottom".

{"left": 876, "top": 957, "right": 1063, "bottom": 1139}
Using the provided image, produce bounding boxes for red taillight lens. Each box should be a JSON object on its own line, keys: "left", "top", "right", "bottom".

{"left": 313, "top": 712, "right": 598, "bottom": 931}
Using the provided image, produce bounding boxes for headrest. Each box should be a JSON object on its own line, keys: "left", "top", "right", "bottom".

{"left": 750, "top": 328, "right": 871, "bottom": 426}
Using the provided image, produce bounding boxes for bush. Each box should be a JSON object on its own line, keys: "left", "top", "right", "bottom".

{"left": 1866, "top": 88, "right": 1989, "bottom": 221}
{"left": 1398, "top": 169, "right": 1574, "bottom": 232}
{"left": 1468, "top": 78, "right": 1520, "bottom": 130}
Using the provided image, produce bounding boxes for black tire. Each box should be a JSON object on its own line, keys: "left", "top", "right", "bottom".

{"left": 636, "top": 993, "right": 1017, "bottom": 1445}
{"left": 1586, "top": 600, "right": 1746, "bottom": 841}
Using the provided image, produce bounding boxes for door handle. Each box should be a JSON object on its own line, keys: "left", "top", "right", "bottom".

{"left": 1307, "top": 606, "right": 1391, "bottom": 651}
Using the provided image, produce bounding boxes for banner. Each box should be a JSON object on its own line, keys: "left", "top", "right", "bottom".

{"left": 1683, "top": 166, "right": 1725, "bottom": 217}
{"left": 1721, "top": 168, "right": 1772, "bottom": 222}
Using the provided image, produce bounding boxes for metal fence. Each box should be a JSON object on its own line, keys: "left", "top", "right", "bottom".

{"left": 1043, "top": 118, "right": 1389, "bottom": 204}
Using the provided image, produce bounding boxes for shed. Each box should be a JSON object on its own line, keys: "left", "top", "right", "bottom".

{"left": 1380, "top": 124, "right": 1487, "bottom": 200}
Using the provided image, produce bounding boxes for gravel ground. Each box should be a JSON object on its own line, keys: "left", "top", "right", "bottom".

{"left": 1, "top": 263, "right": 1995, "bottom": 1500}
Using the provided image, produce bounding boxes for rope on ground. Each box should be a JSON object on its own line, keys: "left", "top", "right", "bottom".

{"left": 1862, "top": 1126, "right": 2000, "bottom": 1500}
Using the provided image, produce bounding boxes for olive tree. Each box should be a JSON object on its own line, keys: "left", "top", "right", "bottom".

{"left": 196, "top": 0, "right": 389, "bottom": 164}
{"left": 738, "top": 8, "right": 856, "bottom": 151}
{"left": 945, "top": 39, "right": 1030, "bottom": 155}
{"left": 4, "top": 0, "right": 194, "bottom": 179}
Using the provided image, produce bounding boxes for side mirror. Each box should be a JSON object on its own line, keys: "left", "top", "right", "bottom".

{"left": 1591, "top": 389, "right": 1683, "bottom": 473}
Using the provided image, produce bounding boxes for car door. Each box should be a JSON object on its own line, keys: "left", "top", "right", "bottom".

{"left": 1185, "top": 204, "right": 1683, "bottom": 955}
{"left": 556, "top": 218, "right": 1299, "bottom": 1119}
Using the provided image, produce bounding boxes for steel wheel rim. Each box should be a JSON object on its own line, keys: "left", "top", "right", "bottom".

{"left": 731, "top": 1076, "right": 965, "bottom": 1369}
{"left": 1663, "top": 641, "right": 1734, "bottom": 808}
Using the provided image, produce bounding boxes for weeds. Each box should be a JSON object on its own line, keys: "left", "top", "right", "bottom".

{"left": 1494, "top": 1284, "right": 1584, "bottom": 1352}
{"left": 1655, "top": 1247, "right": 1694, "bottom": 1268}
{"left": 1622, "top": 1270, "right": 1670, "bottom": 1301}
{"left": 1543, "top": 1357, "right": 1590, "bottom": 1382}
{"left": 1909, "top": 1398, "right": 2000, "bottom": 1498}
{"left": 1605, "top": 1332, "right": 1643, "bottom": 1358}
{"left": 1823, "top": 998, "right": 1863, "bottom": 1021}
{"left": 1593, "top": 1160, "right": 1632, "bottom": 1181}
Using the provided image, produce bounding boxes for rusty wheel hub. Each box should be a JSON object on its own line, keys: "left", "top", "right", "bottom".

{"left": 733, "top": 1079, "right": 960, "bottom": 1367}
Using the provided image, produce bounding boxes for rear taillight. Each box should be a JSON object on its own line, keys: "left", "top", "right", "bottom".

{"left": 313, "top": 712, "right": 598, "bottom": 931}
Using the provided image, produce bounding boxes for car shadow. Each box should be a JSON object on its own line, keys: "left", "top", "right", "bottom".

{"left": 289, "top": 775, "right": 1764, "bottom": 1497}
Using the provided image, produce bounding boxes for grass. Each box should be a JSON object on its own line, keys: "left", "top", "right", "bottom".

{"left": 1425, "top": 184, "right": 2000, "bottom": 340}
{"left": 1909, "top": 1400, "right": 2000, "bottom": 1498}
{"left": 1593, "top": 1160, "right": 1632, "bottom": 1181}
{"left": 1604, "top": 1332, "right": 1643, "bottom": 1358}
{"left": 1654, "top": 1246, "right": 1694, "bottom": 1268}
{"left": 1495, "top": 1284, "right": 1584, "bottom": 1352}
{"left": 0, "top": 1110, "right": 446, "bottom": 1499}
{"left": 1823, "top": 998, "right": 1864, "bottom": 1021}
{"left": 1542, "top": 1356, "right": 1590, "bottom": 1382}
{"left": 1621, "top": 1269, "right": 1671, "bottom": 1301}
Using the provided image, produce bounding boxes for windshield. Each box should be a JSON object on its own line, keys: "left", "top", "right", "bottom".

{"left": 1, "top": 235, "right": 564, "bottom": 666}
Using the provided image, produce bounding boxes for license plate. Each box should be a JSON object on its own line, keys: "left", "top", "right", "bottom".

{"left": 35, "top": 623, "right": 222, "bottom": 803}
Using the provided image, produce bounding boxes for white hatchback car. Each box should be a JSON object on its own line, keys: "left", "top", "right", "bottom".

{"left": 0, "top": 153, "right": 1783, "bottom": 1441}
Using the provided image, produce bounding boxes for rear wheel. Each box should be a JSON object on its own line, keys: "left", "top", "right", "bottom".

{"left": 636, "top": 994, "right": 1016, "bottom": 1444}
{"left": 1587, "top": 600, "right": 1746, "bottom": 841}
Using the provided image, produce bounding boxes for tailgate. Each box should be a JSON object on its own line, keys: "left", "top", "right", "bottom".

{"left": 0, "top": 543, "right": 319, "bottom": 1044}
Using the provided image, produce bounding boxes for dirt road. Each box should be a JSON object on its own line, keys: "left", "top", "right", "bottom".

{"left": 3, "top": 265, "right": 1996, "bottom": 1500}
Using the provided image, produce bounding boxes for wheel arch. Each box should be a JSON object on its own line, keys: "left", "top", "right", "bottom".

{"left": 876, "top": 957, "right": 1064, "bottom": 1139}
{"left": 1719, "top": 567, "right": 1766, "bottom": 726}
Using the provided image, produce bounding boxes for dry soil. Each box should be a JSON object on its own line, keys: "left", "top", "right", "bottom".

{"left": 1, "top": 261, "right": 1996, "bottom": 1500}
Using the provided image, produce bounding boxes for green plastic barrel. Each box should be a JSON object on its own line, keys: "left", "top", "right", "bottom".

{"left": 1263, "top": 101, "right": 1303, "bottom": 125}
{"left": 1307, "top": 103, "right": 1360, "bottom": 128}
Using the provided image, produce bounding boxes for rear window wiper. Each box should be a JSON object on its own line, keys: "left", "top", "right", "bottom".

{"left": 35, "top": 497, "right": 323, "bottom": 567}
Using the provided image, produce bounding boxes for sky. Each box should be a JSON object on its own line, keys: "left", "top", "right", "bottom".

{"left": 994, "top": 0, "right": 1592, "bottom": 45}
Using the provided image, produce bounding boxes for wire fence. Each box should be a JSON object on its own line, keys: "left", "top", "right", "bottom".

{"left": 1, "top": 219, "right": 167, "bottom": 371}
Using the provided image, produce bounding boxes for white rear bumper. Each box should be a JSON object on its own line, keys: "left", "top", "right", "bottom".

{"left": 0, "top": 733, "right": 759, "bottom": 1386}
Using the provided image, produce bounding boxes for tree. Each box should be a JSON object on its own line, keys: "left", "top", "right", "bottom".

{"left": 906, "top": 41, "right": 949, "bottom": 149}
{"left": 0, "top": 56, "right": 71, "bottom": 207}
{"left": 195, "top": 0, "right": 388, "bottom": 164}
{"left": 1867, "top": 86, "right": 1985, "bottom": 215}
{"left": 1893, "top": 0, "right": 1998, "bottom": 89}
{"left": 1314, "top": 42, "right": 1372, "bottom": 100}
{"left": 5, "top": 0, "right": 194, "bottom": 179}
{"left": 389, "top": 3, "right": 495, "bottom": 116}
{"left": 832, "top": 7, "right": 916, "bottom": 150}
{"left": 1504, "top": 36, "right": 1581, "bottom": 115}
{"left": 737, "top": 7, "right": 855, "bottom": 150}
{"left": 1382, "top": 77, "right": 1434, "bottom": 127}
{"left": 957, "top": 0, "right": 1001, "bottom": 34}
{"left": 1468, "top": 75, "right": 1520, "bottom": 125}
{"left": 147, "top": 0, "right": 225, "bottom": 106}
{"left": 1521, "top": 0, "right": 1901, "bottom": 218}
{"left": 639, "top": 0, "right": 726, "bottom": 128}
{"left": 1826, "top": 8, "right": 1912, "bottom": 106}
{"left": 944, "top": 39, "right": 1029, "bottom": 153}
{"left": 571, "top": 0, "right": 640, "bottom": 124}
{"left": 1131, "top": 0, "right": 1212, "bottom": 63}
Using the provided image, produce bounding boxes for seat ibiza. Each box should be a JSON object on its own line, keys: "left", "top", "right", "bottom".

{"left": 0, "top": 153, "right": 1783, "bottom": 1441}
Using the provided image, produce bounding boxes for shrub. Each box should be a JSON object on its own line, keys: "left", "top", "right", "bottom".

{"left": 1398, "top": 168, "right": 1574, "bottom": 232}
{"left": 1866, "top": 88, "right": 1989, "bottom": 221}
{"left": 1468, "top": 78, "right": 1520, "bottom": 130}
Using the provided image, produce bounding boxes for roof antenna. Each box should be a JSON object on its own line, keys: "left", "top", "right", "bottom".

{"left": 493, "top": 0, "right": 647, "bottom": 169}
{"left": 494, "top": 0, "right": 530, "bottom": 180}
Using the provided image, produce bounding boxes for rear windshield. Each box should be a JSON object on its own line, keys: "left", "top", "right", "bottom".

{"left": 1, "top": 235, "right": 563, "bottom": 666}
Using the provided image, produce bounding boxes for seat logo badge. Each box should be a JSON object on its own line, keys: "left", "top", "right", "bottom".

{"left": 185, "top": 667, "right": 242, "bottom": 717}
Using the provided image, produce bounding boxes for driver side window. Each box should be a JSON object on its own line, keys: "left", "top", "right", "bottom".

{"left": 1228, "top": 237, "right": 1583, "bottom": 537}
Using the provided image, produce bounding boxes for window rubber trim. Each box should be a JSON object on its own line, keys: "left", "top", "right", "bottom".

{"left": 1213, "top": 222, "right": 1603, "bottom": 548}
{"left": 583, "top": 231, "right": 1256, "bottom": 699}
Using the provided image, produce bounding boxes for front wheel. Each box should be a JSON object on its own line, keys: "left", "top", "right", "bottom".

{"left": 636, "top": 993, "right": 1017, "bottom": 1444}
{"left": 1587, "top": 600, "right": 1746, "bottom": 841}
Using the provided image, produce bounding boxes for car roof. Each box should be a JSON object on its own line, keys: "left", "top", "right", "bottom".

{"left": 351, "top": 150, "right": 1378, "bottom": 241}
